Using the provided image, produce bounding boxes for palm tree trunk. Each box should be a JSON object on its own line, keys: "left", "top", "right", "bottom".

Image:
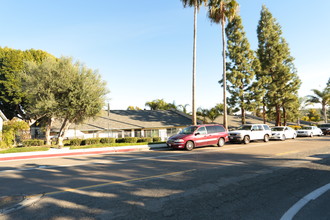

{"left": 222, "top": 19, "right": 228, "bottom": 129}
{"left": 192, "top": 3, "right": 197, "bottom": 125}
{"left": 322, "top": 105, "right": 328, "bottom": 123}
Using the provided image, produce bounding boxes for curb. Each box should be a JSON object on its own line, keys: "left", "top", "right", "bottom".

{"left": 0, "top": 144, "right": 168, "bottom": 162}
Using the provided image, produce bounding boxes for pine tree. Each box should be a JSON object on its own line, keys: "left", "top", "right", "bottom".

{"left": 225, "top": 15, "right": 259, "bottom": 124}
{"left": 256, "top": 5, "right": 301, "bottom": 126}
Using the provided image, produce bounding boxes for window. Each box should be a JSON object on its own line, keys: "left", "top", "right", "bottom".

{"left": 263, "top": 125, "right": 270, "bottom": 130}
{"left": 196, "top": 126, "right": 207, "bottom": 135}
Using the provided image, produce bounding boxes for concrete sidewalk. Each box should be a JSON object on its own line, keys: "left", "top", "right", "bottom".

{"left": 0, "top": 144, "right": 168, "bottom": 162}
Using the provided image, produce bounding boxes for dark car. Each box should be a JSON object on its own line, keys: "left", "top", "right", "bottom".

{"left": 318, "top": 124, "right": 330, "bottom": 135}
{"left": 166, "top": 124, "right": 229, "bottom": 151}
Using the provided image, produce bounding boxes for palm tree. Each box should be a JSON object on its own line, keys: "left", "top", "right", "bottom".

{"left": 208, "top": 0, "right": 239, "bottom": 129}
{"left": 306, "top": 89, "right": 330, "bottom": 123}
{"left": 180, "top": 0, "right": 207, "bottom": 125}
{"left": 178, "top": 104, "right": 190, "bottom": 114}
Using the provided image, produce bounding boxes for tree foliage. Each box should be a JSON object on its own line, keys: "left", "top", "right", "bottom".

{"left": 225, "top": 15, "right": 259, "bottom": 124}
{"left": 0, "top": 47, "right": 54, "bottom": 120}
{"left": 256, "top": 5, "right": 301, "bottom": 126}
{"left": 22, "top": 57, "right": 109, "bottom": 144}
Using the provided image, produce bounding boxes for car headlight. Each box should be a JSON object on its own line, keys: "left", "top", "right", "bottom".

{"left": 174, "top": 139, "right": 184, "bottom": 143}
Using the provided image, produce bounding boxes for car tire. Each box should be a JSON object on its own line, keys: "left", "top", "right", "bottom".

{"left": 217, "top": 138, "right": 225, "bottom": 147}
{"left": 243, "top": 136, "right": 250, "bottom": 144}
{"left": 264, "top": 134, "right": 269, "bottom": 142}
{"left": 281, "top": 135, "right": 286, "bottom": 141}
{"left": 185, "top": 141, "right": 194, "bottom": 151}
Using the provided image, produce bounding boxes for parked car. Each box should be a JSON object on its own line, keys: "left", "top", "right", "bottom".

{"left": 318, "top": 123, "right": 330, "bottom": 135}
{"left": 297, "top": 126, "right": 323, "bottom": 137}
{"left": 270, "top": 126, "right": 297, "bottom": 141}
{"left": 166, "top": 124, "right": 228, "bottom": 151}
{"left": 228, "top": 124, "right": 272, "bottom": 144}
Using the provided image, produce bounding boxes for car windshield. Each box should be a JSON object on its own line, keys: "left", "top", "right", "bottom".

{"left": 238, "top": 125, "right": 252, "bottom": 130}
{"left": 179, "top": 126, "right": 198, "bottom": 134}
{"left": 301, "top": 127, "right": 312, "bottom": 130}
{"left": 271, "top": 127, "right": 284, "bottom": 131}
{"left": 319, "top": 124, "right": 330, "bottom": 128}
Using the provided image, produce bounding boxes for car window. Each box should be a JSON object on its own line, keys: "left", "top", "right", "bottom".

{"left": 271, "top": 127, "right": 284, "bottom": 131}
{"left": 215, "top": 125, "right": 226, "bottom": 132}
{"left": 238, "top": 125, "right": 252, "bottom": 130}
{"left": 263, "top": 125, "right": 270, "bottom": 130}
{"left": 257, "top": 125, "right": 263, "bottom": 131}
{"left": 180, "top": 126, "right": 198, "bottom": 134}
{"left": 196, "top": 127, "right": 207, "bottom": 135}
{"left": 206, "top": 126, "right": 216, "bottom": 134}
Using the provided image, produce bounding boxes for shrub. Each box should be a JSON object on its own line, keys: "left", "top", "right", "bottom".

{"left": 123, "top": 137, "right": 138, "bottom": 143}
{"left": 137, "top": 137, "right": 153, "bottom": 143}
{"left": 116, "top": 138, "right": 125, "bottom": 143}
{"left": 152, "top": 137, "right": 161, "bottom": 142}
{"left": 23, "top": 139, "right": 45, "bottom": 147}
{"left": 100, "top": 138, "right": 116, "bottom": 144}
{"left": 70, "top": 139, "right": 83, "bottom": 146}
{"left": 288, "top": 125, "right": 301, "bottom": 130}
{"left": 85, "top": 138, "right": 101, "bottom": 145}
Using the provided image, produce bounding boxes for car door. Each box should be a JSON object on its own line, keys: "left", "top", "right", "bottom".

{"left": 205, "top": 126, "right": 219, "bottom": 145}
{"left": 251, "top": 125, "right": 264, "bottom": 140}
{"left": 193, "top": 126, "right": 208, "bottom": 147}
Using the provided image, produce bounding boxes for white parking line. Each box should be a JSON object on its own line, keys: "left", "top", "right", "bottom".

{"left": 280, "top": 183, "right": 330, "bottom": 220}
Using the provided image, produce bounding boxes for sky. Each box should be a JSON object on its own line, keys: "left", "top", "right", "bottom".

{"left": 1, "top": 0, "right": 329, "bottom": 111}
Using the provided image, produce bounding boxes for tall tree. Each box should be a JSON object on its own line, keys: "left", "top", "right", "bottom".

{"left": 256, "top": 5, "right": 301, "bottom": 126}
{"left": 180, "top": 0, "right": 207, "bottom": 125}
{"left": 208, "top": 0, "right": 239, "bottom": 129}
{"left": 306, "top": 88, "right": 330, "bottom": 123}
{"left": 225, "top": 15, "right": 258, "bottom": 124}
{"left": 0, "top": 47, "right": 54, "bottom": 121}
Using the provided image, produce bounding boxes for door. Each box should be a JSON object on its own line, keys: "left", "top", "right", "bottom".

{"left": 193, "top": 126, "right": 208, "bottom": 147}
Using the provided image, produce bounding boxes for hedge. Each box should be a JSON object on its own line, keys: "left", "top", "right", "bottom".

{"left": 23, "top": 139, "right": 45, "bottom": 147}
{"left": 100, "top": 138, "right": 116, "bottom": 144}
{"left": 84, "top": 138, "right": 101, "bottom": 145}
{"left": 137, "top": 137, "right": 153, "bottom": 143}
{"left": 70, "top": 139, "right": 83, "bottom": 146}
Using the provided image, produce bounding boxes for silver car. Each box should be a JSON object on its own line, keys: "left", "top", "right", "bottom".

{"left": 297, "top": 126, "right": 323, "bottom": 137}
{"left": 271, "top": 126, "right": 297, "bottom": 141}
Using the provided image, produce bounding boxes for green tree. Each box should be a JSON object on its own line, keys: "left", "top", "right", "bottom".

{"left": 178, "top": 104, "right": 190, "bottom": 114}
{"left": 225, "top": 15, "right": 258, "bottom": 125}
{"left": 145, "top": 99, "right": 176, "bottom": 110}
{"left": 197, "top": 107, "right": 208, "bottom": 123}
{"left": 0, "top": 47, "right": 54, "bottom": 121}
{"left": 256, "top": 5, "right": 301, "bottom": 126}
{"left": 302, "top": 109, "right": 321, "bottom": 122}
{"left": 306, "top": 88, "right": 330, "bottom": 123}
{"left": 180, "top": 0, "right": 207, "bottom": 125}
{"left": 23, "top": 57, "right": 108, "bottom": 145}
{"left": 208, "top": 0, "right": 239, "bottom": 129}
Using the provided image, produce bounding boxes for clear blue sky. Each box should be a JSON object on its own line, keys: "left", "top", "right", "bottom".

{"left": 1, "top": 0, "right": 329, "bottom": 110}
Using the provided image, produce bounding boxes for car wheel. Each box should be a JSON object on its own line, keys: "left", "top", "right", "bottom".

{"left": 243, "top": 136, "right": 250, "bottom": 144}
{"left": 281, "top": 134, "right": 286, "bottom": 141}
{"left": 310, "top": 133, "right": 313, "bottom": 138}
{"left": 217, "top": 138, "right": 225, "bottom": 147}
{"left": 264, "top": 134, "right": 269, "bottom": 142}
{"left": 185, "top": 141, "right": 194, "bottom": 151}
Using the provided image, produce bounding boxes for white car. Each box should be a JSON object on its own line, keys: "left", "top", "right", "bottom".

{"left": 297, "top": 126, "right": 323, "bottom": 137}
{"left": 271, "top": 126, "right": 297, "bottom": 141}
{"left": 229, "top": 124, "right": 272, "bottom": 144}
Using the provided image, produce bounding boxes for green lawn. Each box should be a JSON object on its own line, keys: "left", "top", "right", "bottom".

{"left": 0, "top": 146, "right": 50, "bottom": 154}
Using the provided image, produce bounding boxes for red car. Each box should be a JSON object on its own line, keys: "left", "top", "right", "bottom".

{"left": 166, "top": 124, "right": 229, "bottom": 151}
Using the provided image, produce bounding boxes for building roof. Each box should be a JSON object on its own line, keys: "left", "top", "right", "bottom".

{"left": 52, "top": 110, "right": 193, "bottom": 131}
